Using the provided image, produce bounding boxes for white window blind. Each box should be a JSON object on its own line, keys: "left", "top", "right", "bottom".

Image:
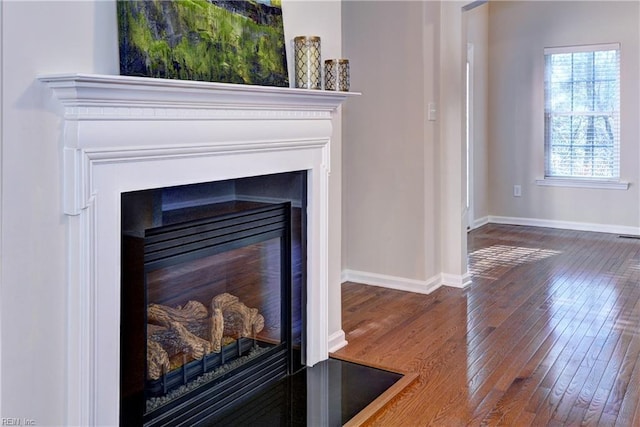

{"left": 544, "top": 43, "right": 620, "bottom": 179}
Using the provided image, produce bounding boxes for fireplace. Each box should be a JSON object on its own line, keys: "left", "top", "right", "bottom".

{"left": 39, "top": 74, "right": 354, "bottom": 426}
{"left": 120, "top": 172, "right": 306, "bottom": 425}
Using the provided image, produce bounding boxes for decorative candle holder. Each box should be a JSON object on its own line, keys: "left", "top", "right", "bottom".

{"left": 324, "top": 59, "right": 350, "bottom": 91}
{"left": 294, "top": 36, "right": 322, "bottom": 89}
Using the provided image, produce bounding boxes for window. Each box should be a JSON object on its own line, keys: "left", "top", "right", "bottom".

{"left": 544, "top": 43, "right": 620, "bottom": 180}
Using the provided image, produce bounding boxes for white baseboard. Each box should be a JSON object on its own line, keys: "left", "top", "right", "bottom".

{"left": 488, "top": 215, "right": 640, "bottom": 236}
{"left": 327, "top": 329, "right": 348, "bottom": 353}
{"left": 341, "top": 269, "right": 473, "bottom": 294}
{"left": 441, "top": 272, "right": 472, "bottom": 288}
{"left": 470, "top": 216, "right": 489, "bottom": 230}
{"left": 341, "top": 216, "right": 638, "bottom": 305}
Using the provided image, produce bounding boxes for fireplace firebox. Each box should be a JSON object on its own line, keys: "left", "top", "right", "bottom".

{"left": 120, "top": 173, "right": 306, "bottom": 426}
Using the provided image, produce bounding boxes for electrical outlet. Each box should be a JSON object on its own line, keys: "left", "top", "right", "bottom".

{"left": 513, "top": 185, "right": 522, "bottom": 197}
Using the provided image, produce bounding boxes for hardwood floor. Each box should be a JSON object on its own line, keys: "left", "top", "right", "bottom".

{"left": 334, "top": 224, "right": 640, "bottom": 426}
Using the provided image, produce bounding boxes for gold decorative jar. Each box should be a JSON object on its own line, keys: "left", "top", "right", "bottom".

{"left": 294, "top": 36, "right": 322, "bottom": 89}
{"left": 324, "top": 59, "right": 350, "bottom": 91}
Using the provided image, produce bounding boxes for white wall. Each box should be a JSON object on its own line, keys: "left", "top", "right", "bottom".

{"left": 0, "top": 1, "right": 343, "bottom": 423}
{"left": 464, "top": 3, "right": 489, "bottom": 227}
{"left": 487, "top": 1, "right": 640, "bottom": 233}
{"left": 1, "top": 2, "right": 118, "bottom": 423}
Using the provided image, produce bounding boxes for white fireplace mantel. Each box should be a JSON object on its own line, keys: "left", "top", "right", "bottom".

{"left": 39, "top": 73, "right": 356, "bottom": 426}
{"left": 41, "top": 72, "right": 354, "bottom": 119}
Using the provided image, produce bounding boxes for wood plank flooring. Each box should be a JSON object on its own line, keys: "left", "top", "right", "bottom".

{"left": 333, "top": 224, "right": 640, "bottom": 426}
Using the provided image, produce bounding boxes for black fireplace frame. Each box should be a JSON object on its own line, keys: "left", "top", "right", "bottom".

{"left": 121, "top": 201, "right": 296, "bottom": 427}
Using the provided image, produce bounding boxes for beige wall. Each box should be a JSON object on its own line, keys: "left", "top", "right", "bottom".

{"left": 342, "top": 1, "right": 430, "bottom": 283}
{"left": 487, "top": 1, "right": 640, "bottom": 232}
{"left": 439, "top": 1, "right": 469, "bottom": 281}
{"left": 342, "top": 1, "right": 469, "bottom": 289}
{"left": 342, "top": 1, "right": 467, "bottom": 292}
{"left": 340, "top": 0, "right": 640, "bottom": 295}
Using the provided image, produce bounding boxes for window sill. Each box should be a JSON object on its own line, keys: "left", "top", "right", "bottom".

{"left": 535, "top": 178, "right": 630, "bottom": 190}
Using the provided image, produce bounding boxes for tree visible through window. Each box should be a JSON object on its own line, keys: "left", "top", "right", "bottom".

{"left": 544, "top": 43, "right": 620, "bottom": 179}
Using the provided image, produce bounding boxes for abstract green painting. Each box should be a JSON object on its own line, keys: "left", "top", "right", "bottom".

{"left": 117, "top": 0, "right": 289, "bottom": 87}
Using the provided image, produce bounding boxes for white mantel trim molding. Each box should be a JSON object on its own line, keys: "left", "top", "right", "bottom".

{"left": 42, "top": 73, "right": 350, "bottom": 121}
{"left": 39, "top": 73, "right": 356, "bottom": 426}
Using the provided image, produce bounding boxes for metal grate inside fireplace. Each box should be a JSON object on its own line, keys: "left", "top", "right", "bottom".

{"left": 120, "top": 175, "right": 305, "bottom": 426}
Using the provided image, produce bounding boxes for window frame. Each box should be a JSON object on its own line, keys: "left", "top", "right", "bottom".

{"left": 538, "top": 42, "right": 628, "bottom": 190}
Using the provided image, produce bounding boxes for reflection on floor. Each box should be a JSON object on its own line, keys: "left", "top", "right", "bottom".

{"left": 204, "top": 358, "right": 403, "bottom": 426}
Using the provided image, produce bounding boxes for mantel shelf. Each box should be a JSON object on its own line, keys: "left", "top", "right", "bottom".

{"left": 39, "top": 73, "right": 359, "bottom": 118}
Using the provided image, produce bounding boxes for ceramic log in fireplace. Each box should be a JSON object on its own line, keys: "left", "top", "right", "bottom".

{"left": 120, "top": 175, "right": 306, "bottom": 426}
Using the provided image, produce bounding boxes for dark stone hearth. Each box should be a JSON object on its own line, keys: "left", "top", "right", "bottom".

{"left": 204, "top": 358, "right": 403, "bottom": 426}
